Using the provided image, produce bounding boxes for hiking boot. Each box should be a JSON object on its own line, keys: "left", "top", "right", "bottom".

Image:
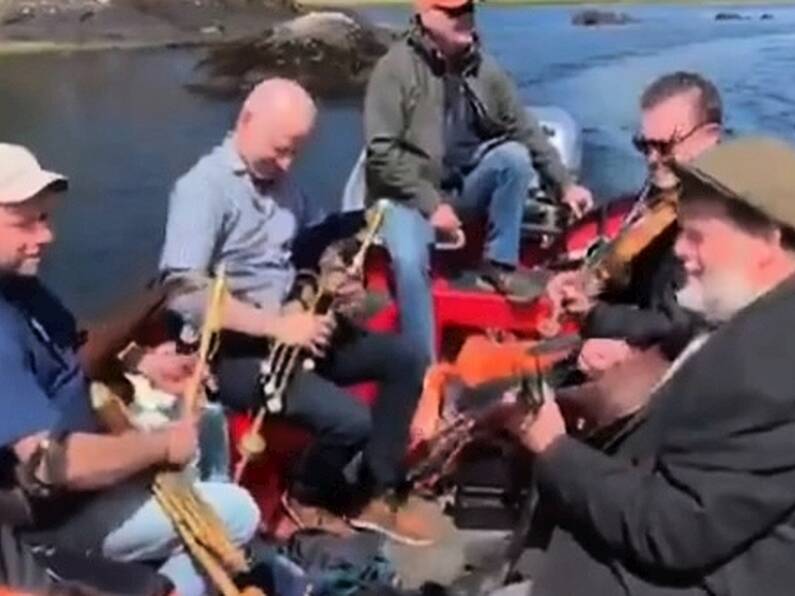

{"left": 475, "top": 263, "right": 548, "bottom": 303}
{"left": 281, "top": 493, "right": 354, "bottom": 537}
{"left": 347, "top": 496, "right": 441, "bottom": 546}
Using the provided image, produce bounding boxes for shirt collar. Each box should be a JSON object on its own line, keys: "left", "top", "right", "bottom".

{"left": 223, "top": 134, "right": 248, "bottom": 177}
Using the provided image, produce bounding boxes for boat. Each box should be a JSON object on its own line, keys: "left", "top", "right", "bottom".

{"left": 227, "top": 105, "right": 636, "bottom": 537}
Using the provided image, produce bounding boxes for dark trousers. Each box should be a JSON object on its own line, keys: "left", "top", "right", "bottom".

{"left": 217, "top": 323, "right": 426, "bottom": 510}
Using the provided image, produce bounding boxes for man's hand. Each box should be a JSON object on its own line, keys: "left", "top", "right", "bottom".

{"left": 333, "top": 281, "right": 367, "bottom": 319}
{"left": 562, "top": 184, "right": 594, "bottom": 219}
{"left": 161, "top": 417, "right": 199, "bottom": 466}
{"left": 272, "top": 311, "right": 336, "bottom": 356}
{"left": 408, "top": 406, "right": 441, "bottom": 451}
{"left": 136, "top": 342, "right": 196, "bottom": 395}
{"left": 577, "top": 338, "right": 633, "bottom": 378}
{"left": 546, "top": 271, "right": 594, "bottom": 315}
{"left": 429, "top": 203, "right": 462, "bottom": 234}
{"left": 507, "top": 400, "right": 566, "bottom": 454}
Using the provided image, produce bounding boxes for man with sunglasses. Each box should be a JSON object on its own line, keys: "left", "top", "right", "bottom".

{"left": 561, "top": 72, "right": 723, "bottom": 378}
{"left": 364, "top": 0, "right": 593, "bottom": 363}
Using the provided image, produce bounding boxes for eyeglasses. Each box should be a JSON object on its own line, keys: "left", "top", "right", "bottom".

{"left": 632, "top": 122, "right": 714, "bottom": 157}
{"left": 438, "top": 1, "right": 474, "bottom": 17}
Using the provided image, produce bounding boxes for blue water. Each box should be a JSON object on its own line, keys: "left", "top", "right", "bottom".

{"left": 1, "top": 3, "right": 794, "bottom": 317}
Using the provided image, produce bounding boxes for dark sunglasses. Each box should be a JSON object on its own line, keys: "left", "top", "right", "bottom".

{"left": 438, "top": 1, "right": 474, "bottom": 17}
{"left": 632, "top": 122, "right": 713, "bottom": 156}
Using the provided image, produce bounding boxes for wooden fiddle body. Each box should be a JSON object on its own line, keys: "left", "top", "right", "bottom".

{"left": 540, "top": 185, "right": 679, "bottom": 335}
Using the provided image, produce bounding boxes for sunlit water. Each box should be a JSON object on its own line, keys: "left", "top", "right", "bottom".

{"left": 1, "top": 3, "right": 794, "bottom": 317}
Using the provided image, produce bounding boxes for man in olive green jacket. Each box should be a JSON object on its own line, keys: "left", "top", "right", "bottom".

{"left": 364, "top": 0, "right": 593, "bottom": 361}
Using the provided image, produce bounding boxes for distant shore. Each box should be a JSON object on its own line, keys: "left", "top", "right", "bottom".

{"left": 298, "top": 0, "right": 795, "bottom": 5}
{"left": 0, "top": 0, "right": 295, "bottom": 55}
{"left": 0, "top": 0, "right": 791, "bottom": 56}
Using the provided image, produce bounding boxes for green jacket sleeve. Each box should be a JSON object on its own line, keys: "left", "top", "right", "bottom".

{"left": 363, "top": 53, "right": 440, "bottom": 216}
{"left": 492, "top": 66, "right": 573, "bottom": 199}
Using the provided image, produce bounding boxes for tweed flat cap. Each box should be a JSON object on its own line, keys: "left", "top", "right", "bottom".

{"left": 674, "top": 136, "right": 795, "bottom": 230}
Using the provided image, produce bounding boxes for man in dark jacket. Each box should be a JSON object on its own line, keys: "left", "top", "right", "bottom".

{"left": 509, "top": 136, "right": 795, "bottom": 595}
{"left": 364, "top": 0, "right": 593, "bottom": 362}
{"left": 550, "top": 72, "right": 722, "bottom": 376}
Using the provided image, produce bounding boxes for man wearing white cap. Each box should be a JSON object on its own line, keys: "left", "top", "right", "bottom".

{"left": 0, "top": 144, "right": 260, "bottom": 596}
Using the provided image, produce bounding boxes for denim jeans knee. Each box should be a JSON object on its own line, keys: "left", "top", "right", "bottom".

{"left": 379, "top": 202, "right": 436, "bottom": 361}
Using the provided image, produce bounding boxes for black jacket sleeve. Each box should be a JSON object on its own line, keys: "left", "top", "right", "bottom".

{"left": 535, "top": 309, "right": 795, "bottom": 575}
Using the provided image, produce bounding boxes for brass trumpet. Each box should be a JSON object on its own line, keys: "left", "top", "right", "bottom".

{"left": 234, "top": 200, "right": 388, "bottom": 483}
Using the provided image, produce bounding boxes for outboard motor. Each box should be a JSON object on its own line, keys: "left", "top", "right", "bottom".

{"left": 522, "top": 106, "right": 582, "bottom": 242}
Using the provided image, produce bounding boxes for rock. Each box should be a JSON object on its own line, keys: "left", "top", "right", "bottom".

{"left": 2, "top": 5, "right": 35, "bottom": 26}
{"left": 571, "top": 9, "right": 635, "bottom": 27}
{"left": 188, "top": 10, "right": 398, "bottom": 99}
{"left": 200, "top": 23, "right": 223, "bottom": 35}
{"left": 714, "top": 12, "right": 747, "bottom": 21}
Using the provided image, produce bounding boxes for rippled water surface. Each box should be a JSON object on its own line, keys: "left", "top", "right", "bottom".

{"left": 1, "top": 3, "right": 794, "bottom": 316}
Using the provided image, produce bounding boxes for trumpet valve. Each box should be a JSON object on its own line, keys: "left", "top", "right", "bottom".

{"left": 266, "top": 395, "right": 283, "bottom": 414}
{"left": 263, "top": 379, "right": 277, "bottom": 396}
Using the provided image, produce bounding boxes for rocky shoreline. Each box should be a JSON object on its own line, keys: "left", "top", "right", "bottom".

{"left": 0, "top": 0, "right": 296, "bottom": 49}
{"left": 0, "top": 0, "right": 399, "bottom": 98}
{"left": 188, "top": 10, "right": 398, "bottom": 99}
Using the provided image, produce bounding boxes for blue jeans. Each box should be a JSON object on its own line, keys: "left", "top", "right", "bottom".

{"left": 198, "top": 402, "right": 232, "bottom": 483}
{"left": 379, "top": 140, "right": 534, "bottom": 361}
{"left": 102, "top": 480, "right": 260, "bottom": 596}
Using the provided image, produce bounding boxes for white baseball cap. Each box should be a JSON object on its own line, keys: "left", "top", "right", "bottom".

{"left": 0, "top": 143, "right": 67, "bottom": 205}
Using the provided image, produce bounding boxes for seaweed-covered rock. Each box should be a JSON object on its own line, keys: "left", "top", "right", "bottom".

{"left": 188, "top": 11, "right": 398, "bottom": 99}
{"left": 571, "top": 9, "right": 635, "bottom": 27}
{"left": 714, "top": 12, "right": 748, "bottom": 21}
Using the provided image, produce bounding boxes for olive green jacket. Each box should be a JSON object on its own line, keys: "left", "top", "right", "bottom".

{"left": 363, "top": 22, "right": 573, "bottom": 215}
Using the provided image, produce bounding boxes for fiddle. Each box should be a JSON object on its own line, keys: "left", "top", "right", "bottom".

{"left": 540, "top": 183, "right": 679, "bottom": 336}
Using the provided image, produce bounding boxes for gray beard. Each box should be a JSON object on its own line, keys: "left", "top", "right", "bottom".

{"left": 677, "top": 269, "right": 762, "bottom": 324}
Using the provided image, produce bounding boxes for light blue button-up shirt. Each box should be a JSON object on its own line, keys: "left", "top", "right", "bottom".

{"left": 159, "top": 135, "right": 323, "bottom": 321}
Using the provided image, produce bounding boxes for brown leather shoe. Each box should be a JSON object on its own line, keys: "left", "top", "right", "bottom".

{"left": 475, "top": 263, "right": 549, "bottom": 304}
{"left": 347, "top": 495, "right": 441, "bottom": 546}
{"left": 281, "top": 492, "right": 354, "bottom": 537}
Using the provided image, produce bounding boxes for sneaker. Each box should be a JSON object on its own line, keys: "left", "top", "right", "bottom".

{"left": 281, "top": 492, "right": 354, "bottom": 537}
{"left": 476, "top": 263, "right": 549, "bottom": 303}
{"left": 347, "top": 496, "right": 440, "bottom": 547}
